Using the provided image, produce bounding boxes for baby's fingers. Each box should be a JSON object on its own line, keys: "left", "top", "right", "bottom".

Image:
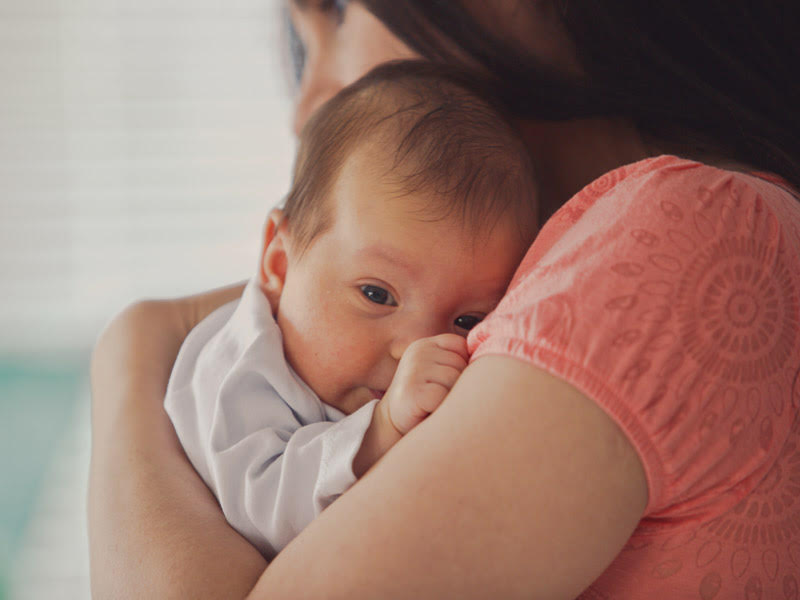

{"left": 404, "top": 334, "right": 468, "bottom": 372}
{"left": 415, "top": 367, "right": 460, "bottom": 414}
{"left": 422, "top": 363, "right": 463, "bottom": 394}
{"left": 428, "top": 333, "right": 470, "bottom": 361}
{"left": 427, "top": 345, "right": 468, "bottom": 372}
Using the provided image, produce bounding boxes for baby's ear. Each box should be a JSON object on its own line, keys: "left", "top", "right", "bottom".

{"left": 259, "top": 208, "right": 290, "bottom": 312}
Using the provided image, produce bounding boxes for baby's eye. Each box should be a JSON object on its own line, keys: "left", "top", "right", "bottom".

{"left": 454, "top": 315, "right": 483, "bottom": 331}
{"left": 360, "top": 285, "right": 397, "bottom": 306}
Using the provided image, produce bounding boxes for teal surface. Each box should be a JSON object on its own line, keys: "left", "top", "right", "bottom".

{"left": 0, "top": 355, "right": 87, "bottom": 596}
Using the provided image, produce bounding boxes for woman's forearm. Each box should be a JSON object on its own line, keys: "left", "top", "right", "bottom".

{"left": 88, "top": 292, "right": 266, "bottom": 599}
{"left": 246, "top": 356, "right": 646, "bottom": 599}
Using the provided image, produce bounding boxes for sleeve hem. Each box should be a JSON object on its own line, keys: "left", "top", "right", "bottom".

{"left": 472, "top": 338, "right": 665, "bottom": 516}
{"left": 315, "top": 399, "right": 379, "bottom": 505}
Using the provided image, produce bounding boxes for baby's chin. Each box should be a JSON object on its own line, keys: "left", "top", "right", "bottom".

{"left": 324, "top": 386, "right": 384, "bottom": 415}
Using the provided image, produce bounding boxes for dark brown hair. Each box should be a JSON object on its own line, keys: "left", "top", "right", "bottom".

{"left": 282, "top": 60, "right": 539, "bottom": 253}
{"left": 359, "top": 1, "right": 800, "bottom": 200}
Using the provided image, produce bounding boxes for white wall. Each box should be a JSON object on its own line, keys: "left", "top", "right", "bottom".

{"left": 0, "top": 0, "right": 295, "bottom": 353}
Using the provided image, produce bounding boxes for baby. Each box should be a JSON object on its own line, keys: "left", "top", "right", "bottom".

{"left": 165, "top": 61, "right": 538, "bottom": 559}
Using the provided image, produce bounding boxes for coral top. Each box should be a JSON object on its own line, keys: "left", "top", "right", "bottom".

{"left": 469, "top": 155, "right": 800, "bottom": 599}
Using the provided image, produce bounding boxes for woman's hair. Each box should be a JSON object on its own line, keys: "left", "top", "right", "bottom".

{"left": 358, "top": 0, "right": 800, "bottom": 192}
{"left": 283, "top": 60, "right": 538, "bottom": 254}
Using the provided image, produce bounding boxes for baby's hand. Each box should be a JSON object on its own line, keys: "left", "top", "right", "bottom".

{"left": 352, "top": 334, "right": 469, "bottom": 477}
{"left": 383, "top": 334, "right": 469, "bottom": 434}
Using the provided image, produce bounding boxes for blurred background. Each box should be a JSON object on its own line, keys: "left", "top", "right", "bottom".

{"left": 0, "top": 1, "right": 294, "bottom": 597}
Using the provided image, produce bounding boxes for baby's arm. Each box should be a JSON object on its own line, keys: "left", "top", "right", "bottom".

{"left": 353, "top": 333, "right": 468, "bottom": 477}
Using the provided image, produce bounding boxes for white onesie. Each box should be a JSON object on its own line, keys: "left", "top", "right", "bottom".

{"left": 165, "top": 278, "right": 377, "bottom": 558}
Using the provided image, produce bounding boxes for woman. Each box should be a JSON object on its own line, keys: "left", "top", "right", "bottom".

{"left": 89, "top": 1, "right": 800, "bottom": 598}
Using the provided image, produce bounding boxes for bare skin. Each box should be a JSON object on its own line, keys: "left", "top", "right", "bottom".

{"left": 288, "top": 0, "right": 416, "bottom": 135}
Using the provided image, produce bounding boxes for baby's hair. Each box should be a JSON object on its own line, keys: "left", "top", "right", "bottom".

{"left": 282, "top": 60, "right": 539, "bottom": 254}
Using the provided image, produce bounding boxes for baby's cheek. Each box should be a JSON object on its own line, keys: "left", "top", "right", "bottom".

{"left": 323, "top": 328, "right": 376, "bottom": 384}
{"left": 276, "top": 316, "right": 327, "bottom": 389}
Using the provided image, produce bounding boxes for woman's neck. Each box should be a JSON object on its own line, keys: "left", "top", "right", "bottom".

{"left": 519, "top": 117, "right": 763, "bottom": 222}
{"left": 518, "top": 117, "right": 652, "bottom": 221}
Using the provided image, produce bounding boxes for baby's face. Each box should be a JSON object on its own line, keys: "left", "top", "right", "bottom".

{"left": 273, "top": 151, "right": 529, "bottom": 414}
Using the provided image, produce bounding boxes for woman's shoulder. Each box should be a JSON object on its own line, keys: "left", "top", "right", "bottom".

{"left": 476, "top": 154, "right": 800, "bottom": 371}
{"left": 510, "top": 156, "right": 800, "bottom": 600}
{"left": 512, "top": 154, "right": 800, "bottom": 286}
{"left": 583, "top": 154, "right": 800, "bottom": 226}
{"left": 469, "top": 152, "right": 800, "bottom": 519}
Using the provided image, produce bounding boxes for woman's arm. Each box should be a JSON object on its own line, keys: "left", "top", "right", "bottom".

{"left": 88, "top": 284, "right": 269, "bottom": 599}
{"left": 252, "top": 355, "right": 648, "bottom": 599}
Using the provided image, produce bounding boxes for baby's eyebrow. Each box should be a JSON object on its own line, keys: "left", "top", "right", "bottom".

{"left": 355, "top": 245, "right": 418, "bottom": 276}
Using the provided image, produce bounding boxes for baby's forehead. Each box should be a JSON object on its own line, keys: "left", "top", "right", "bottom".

{"left": 333, "top": 141, "right": 526, "bottom": 235}
{"left": 328, "top": 144, "right": 465, "bottom": 228}
{"left": 326, "top": 161, "right": 519, "bottom": 266}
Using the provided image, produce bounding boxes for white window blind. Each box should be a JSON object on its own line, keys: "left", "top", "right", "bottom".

{"left": 0, "top": 0, "right": 295, "bottom": 353}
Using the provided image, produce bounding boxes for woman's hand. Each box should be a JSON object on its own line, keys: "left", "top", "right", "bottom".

{"left": 88, "top": 282, "right": 270, "bottom": 599}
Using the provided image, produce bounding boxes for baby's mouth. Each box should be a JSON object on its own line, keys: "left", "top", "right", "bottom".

{"left": 368, "top": 388, "right": 386, "bottom": 400}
